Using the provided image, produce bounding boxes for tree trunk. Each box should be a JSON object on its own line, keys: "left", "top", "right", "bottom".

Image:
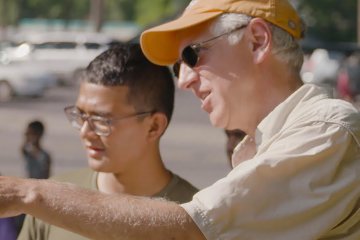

{"left": 0, "top": 0, "right": 8, "bottom": 40}
{"left": 90, "top": 0, "right": 104, "bottom": 32}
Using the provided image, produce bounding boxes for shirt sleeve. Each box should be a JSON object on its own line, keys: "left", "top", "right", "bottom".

{"left": 181, "top": 121, "right": 360, "bottom": 240}
{"left": 17, "top": 215, "right": 35, "bottom": 240}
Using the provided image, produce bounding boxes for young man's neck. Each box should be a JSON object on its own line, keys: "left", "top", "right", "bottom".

{"left": 96, "top": 153, "right": 172, "bottom": 196}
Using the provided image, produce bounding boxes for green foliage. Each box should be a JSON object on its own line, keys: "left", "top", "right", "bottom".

{"left": 0, "top": 0, "right": 356, "bottom": 43}
{"left": 14, "top": 0, "right": 89, "bottom": 19}
{"left": 135, "top": 0, "right": 171, "bottom": 26}
{"left": 298, "top": 0, "right": 357, "bottom": 42}
{"left": 6, "top": 0, "right": 190, "bottom": 27}
{"left": 105, "top": 0, "right": 135, "bottom": 21}
{"left": 0, "top": 0, "right": 18, "bottom": 25}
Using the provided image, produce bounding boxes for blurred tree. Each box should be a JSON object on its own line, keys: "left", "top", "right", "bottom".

{"left": 0, "top": 0, "right": 9, "bottom": 28}
{"left": 90, "top": 0, "right": 103, "bottom": 32}
{"left": 105, "top": 0, "right": 136, "bottom": 21}
{"left": 135, "top": 0, "right": 172, "bottom": 26}
{"left": 1, "top": 0, "right": 190, "bottom": 30}
{"left": 7, "top": 0, "right": 356, "bottom": 44}
{"left": 298, "top": 0, "right": 357, "bottom": 42}
{"left": 0, "top": 0, "right": 18, "bottom": 26}
{"left": 135, "top": 0, "right": 190, "bottom": 26}
{"left": 16, "top": 0, "right": 89, "bottom": 28}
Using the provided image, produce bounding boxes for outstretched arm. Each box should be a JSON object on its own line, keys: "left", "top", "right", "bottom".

{"left": 0, "top": 176, "right": 205, "bottom": 240}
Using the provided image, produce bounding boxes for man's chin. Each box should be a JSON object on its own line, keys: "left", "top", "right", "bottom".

{"left": 209, "top": 114, "right": 227, "bottom": 128}
{"left": 88, "top": 157, "right": 105, "bottom": 171}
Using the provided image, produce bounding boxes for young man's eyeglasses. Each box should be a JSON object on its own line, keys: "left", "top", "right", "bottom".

{"left": 64, "top": 106, "right": 153, "bottom": 137}
{"left": 173, "top": 25, "right": 248, "bottom": 78}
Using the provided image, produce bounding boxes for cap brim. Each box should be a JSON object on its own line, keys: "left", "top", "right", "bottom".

{"left": 141, "top": 11, "right": 222, "bottom": 66}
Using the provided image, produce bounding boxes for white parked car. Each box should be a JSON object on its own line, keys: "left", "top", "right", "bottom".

{"left": 8, "top": 31, "right": 116, "bottom": 85}
{"left": 0, "top": 31, "right": 118, "bottom": 101}
{"left": 0, "top": 61, "right": 55, "bottom": 102}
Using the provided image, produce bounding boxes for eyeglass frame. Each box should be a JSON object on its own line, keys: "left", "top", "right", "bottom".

{"left": 172, "top": 24, "right": 248, "bottom": 78}
{"left": 64, "top": 105, "right": 154, "bottom": 137}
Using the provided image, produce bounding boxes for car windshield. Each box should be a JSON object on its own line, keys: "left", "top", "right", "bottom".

{"left": 84, "top": 42, "right": 102, "bottom": 49}
{"left": 34, "top": 42, "right": 77, "bottom": 50}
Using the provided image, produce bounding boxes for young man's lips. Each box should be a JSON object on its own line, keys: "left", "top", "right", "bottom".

{"left": 86, "top": 144, "right": 104, "bottom": 150}
{"left": 87, "top": 146, "right": 105, "bottom": 159}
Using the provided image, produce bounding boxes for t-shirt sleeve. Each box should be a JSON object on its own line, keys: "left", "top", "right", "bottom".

{"left": 18, "top": 214, "right": 47, "bottom": 240}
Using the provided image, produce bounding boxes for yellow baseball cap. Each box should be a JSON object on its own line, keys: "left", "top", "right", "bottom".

{"left": 140, "top": 0, "right": 303, "bottom": 66}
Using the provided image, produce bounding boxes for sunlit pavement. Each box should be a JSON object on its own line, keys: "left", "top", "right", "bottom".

{"left": 0, "top": 85, "right": 230, "bottom": 189}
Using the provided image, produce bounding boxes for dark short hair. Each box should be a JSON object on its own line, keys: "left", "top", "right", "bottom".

{"left": 28, "top": 120, "right": 45, "bottom": 136}
{"left": 81, "top": 43, "right": 175, "bottom": 123}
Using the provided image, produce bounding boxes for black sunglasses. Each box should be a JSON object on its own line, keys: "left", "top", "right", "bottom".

{"left": 172, "top": 25, "right": 248, "bottom": 78}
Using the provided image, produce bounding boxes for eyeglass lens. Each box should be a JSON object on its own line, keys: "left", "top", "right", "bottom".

{"left": 65, "top": 107, "right": 110, "bottom": 136}
{"left": 66, "top": 110, "right": 84, "bottom": 129}
{"left": 172, "top": 46, "right": 199, "bottom": 78}
{"left": 173, "top": 25, "right": 248, "bottom": 78}
{"left": 91, "top": 119, "right": 110, "bottom": 135}
{"left": 182, "top": 46, "right": 199, "bottom": 67}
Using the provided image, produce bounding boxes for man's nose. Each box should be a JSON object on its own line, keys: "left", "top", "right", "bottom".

{"left": 177, "top": 63, "right": 200, "bottom": 90}
{"left": 79, "top": 121, "right": 97, "bottom": 139}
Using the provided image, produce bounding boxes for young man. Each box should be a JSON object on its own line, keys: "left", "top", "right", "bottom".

{"left": 17, "top": 43, "right": 198, "bottom": 240}
{"left": 0, "top": 1, "right": 359, "bottom": 239}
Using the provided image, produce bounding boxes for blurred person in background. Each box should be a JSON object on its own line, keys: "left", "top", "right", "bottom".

{"left": 337, "top": 52, "right": 360, "bottom": 105}
{"left": 21, "top": 120, "right": 52, "bottom": 179}
{"left": 1, "top": 0, "right": 360, "bottom": 239}
{"left": 18, "top": 43, "right": 198, "bottom": 240}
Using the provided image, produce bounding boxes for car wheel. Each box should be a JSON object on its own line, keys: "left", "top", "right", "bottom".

{"left": 0, "top": 80, "right": 13, "bottom": 102}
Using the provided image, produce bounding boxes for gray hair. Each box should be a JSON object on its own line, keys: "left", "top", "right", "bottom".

{"left": 210, "top": 13, "right": 304, "bottom": 73}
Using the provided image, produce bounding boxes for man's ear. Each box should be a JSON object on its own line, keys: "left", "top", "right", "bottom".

{"left": 247, "top": 18, "right": 272, "bottom": 64}
{"left": 146, "top": 112, "right": 168, "bottom": 141}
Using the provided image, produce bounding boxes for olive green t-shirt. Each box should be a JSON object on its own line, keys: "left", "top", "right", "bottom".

{"left": 18, "top": 168, "right": 198, "bottom": 240}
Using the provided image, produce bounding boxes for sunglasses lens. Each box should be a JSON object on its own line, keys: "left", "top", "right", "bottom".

{"left": 172, "top": 61, "right": 180, "bottom": 78}
{"left": 182, "top": 46, "right": 198, "bottom": 67}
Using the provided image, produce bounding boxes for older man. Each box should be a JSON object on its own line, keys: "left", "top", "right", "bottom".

{"left": 0, "top": 0, "right": 359, "bottom": 239}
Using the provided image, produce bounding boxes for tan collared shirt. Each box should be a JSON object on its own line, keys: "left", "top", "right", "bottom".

{"left": 182, "top": 84, "right": 360, "bottom": 240}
